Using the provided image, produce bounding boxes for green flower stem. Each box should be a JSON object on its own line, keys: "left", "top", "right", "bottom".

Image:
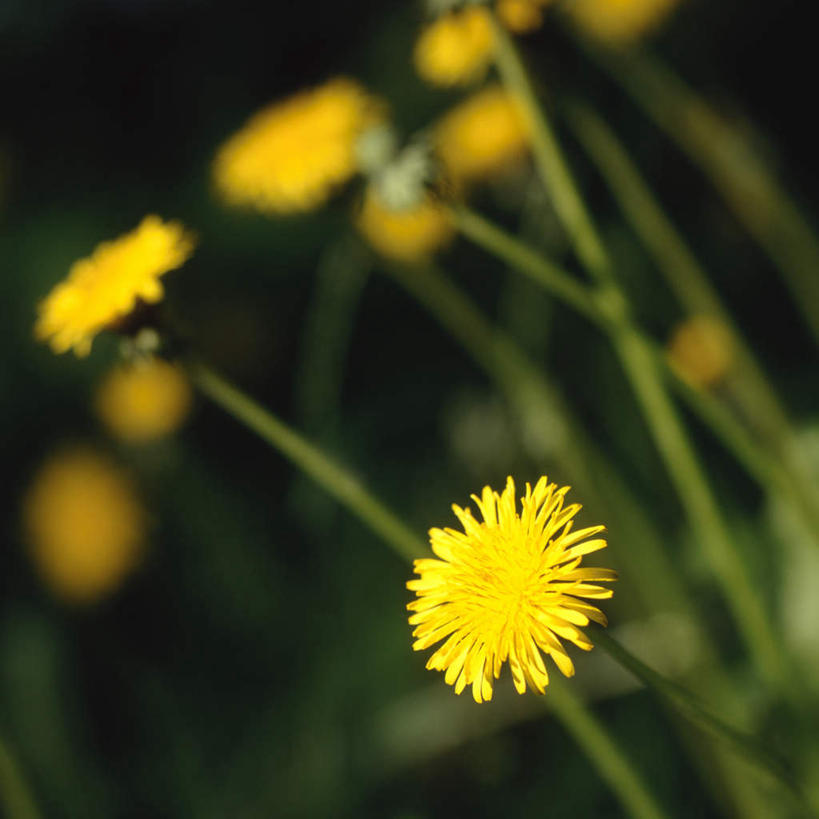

{"left": 490, "top": 14, "right": 614, "bottom": 286}
{"left": 545, "top": 676, "right": 667, "bottom": 819}
{"left": 190, "top": 361, "right": 668, "bottom": 819}
{"left": 583, "top": 44, "right": 819, "bottom": 347}
{"left": 188, "top": 361, "right": 424, "bottom": 563}
{"left": 588, "top": 626, "right": 808, "bottom": 810}
{"left": 0, "top": 737, "right": 41, "bottom": 819}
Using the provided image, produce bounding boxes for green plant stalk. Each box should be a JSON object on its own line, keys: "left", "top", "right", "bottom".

{"left": 584, "top": 44, "right": 819, "bottom": 347}
{"left": 189, "top": 361, "right": 669, "bottom": 819}
{"left": 564, "top": 99, "right": 819, "bottom": 539}
{"left": 188, "top": 361, "right": 424, "bottom": 563}
{"left": 0, "top": 737, "right": 41, "bottom": 819}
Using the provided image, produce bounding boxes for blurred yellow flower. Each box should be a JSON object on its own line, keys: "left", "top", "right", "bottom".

{"left": 35, "top": 216, "right": 195, "bottom": 357}
{"left": 496, "top": 0, "right": 555, "bottom": 34}
{"left": 435, "top": 85, "right": 529, "bottom": 186}
{"left": 566, "top": 0, "right": 681, "bottom": 44}
{"left": 667, "top": 315, "right": 734, "bottom": 388}
{"left": 23, "top": 448, "right": 147, "bottom": 604}
{"left": 213, "top": 78, "right": 384, "bottom": 214}
{"left": 357, "top": 187, "right": 454, "bottom": 261}
{"left": 408, "top": 477, "right": 616, "bottom": 703}
{"left": 95, "top": 358, "right": 193, "bottom": 443}
{"left": 414, "top": 7, "right": 494, "bottom": 87}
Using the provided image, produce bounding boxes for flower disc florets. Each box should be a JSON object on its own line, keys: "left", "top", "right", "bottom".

{"left": 408, "top": 477, "right": 616, "bottom": 702}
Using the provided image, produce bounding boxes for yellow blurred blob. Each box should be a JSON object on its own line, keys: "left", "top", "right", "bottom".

{"left": 357, "top": 187, "right": 454, "bottom": 262}
{"left": 435, "top": 85, "right": 529, "bottom": 186}
{"left": 566, "top": 0, "right": 681, "bottom": 44}
{"left": 95, "top": 358, "right": 192, "bottom": 444}
{"left": 667, "top": 316, "right": 734, "bottom": 388}
{"left": 35, "top": 216, "right": 195, "bottom": 357}
{"left": 23, "top": 448, "right": 147, "bottom": 604}
{"left": 213, "top": 78, "right": 384, "bottom": 214}
{"left": 496, "top": 0, "right": 555, "bottom": 34}
{"left": 414, "top": 7, "right": 494, "bottom": 87}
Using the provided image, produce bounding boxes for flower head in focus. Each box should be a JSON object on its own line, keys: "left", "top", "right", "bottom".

{"left": 435, "top": 85, "right": 529, "bottom": 187}
{"left": 414, "top": 7, "right": 494, "bottom": 87}
{"left": 95, "top": 358, "right": 193, "bottom": 444}
{"left": 213, "top": 78, "right": 384, "bottom": 215}
{"left": 408, "top": 477, "right": 616, "bottom": 702}
{"left": 565, "top": 0, "right": 681, "bottom": 44}
{"left": 357, "top": 186, "right": 454, "bottom": 261}
{"left": 35, "top": 216, "right": 194, "bottom": 357}
{"left": 666, "top": 316, "right": 734, "bottom": 389}
{"left": 23, "top": 448, "right": 147, "bottom": 604}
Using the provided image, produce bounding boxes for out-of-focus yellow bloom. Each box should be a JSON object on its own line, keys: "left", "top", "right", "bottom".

{"left": 667, "top": 316, "right": 734, "bottom": 388}
{"left": 496, "top": 0, "right": 555, "bottom": 33}
{"left": 95, "top": 358, "right": 192, "bottom": 443}
{"left": 435, "top": 85, "right": 529, "bottom": 186}
{"left": 408, "top": 477, "right": 616, "bottom": 703}
{"left": 23, "top": 448, "right": 147, "bottom": 604}
{"left": 414, "top": 7, "right": 494, "bottom": 87}
{"left": 213, "top": 78, "right": 384, "bottom": 214}
{"left": 35, "top": 216, "right": 194, "bottom": 357}
{"left": 566, "top": 0, "right": 681, "bottom": 44}
{"left": 357, "top": 187, "right": 454, "bottom": 261}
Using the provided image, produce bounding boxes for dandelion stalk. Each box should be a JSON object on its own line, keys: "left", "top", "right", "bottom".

{"left": 0, "top": 737, "right": 41, "bottom": 819}
{"left": 188, "top": 361, "right": 424, "bottom": 563}
{"left": 190, "top": 359, "right": 668, "bottom": 818}
{"left": 582, "top": 44, "right": 819, "bottom": 347}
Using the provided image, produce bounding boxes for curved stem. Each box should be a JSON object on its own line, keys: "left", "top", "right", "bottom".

{"left": 0, "top": 737, "right": 41, "bottom": 819}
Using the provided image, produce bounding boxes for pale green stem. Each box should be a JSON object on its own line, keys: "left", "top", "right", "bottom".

{"left": 583, "top": 44, "right": 819, "bottom": 347}
{"left": 188, "top": 361, "right": 424, "bottom": 563}
{"left": 0, "top": 737, "right": 41, "bottom": 819}
{"left": 546, "top": 676, "right": 668, "bottom": 819}
{"left": 189, "top": 360, "right": 667, "bottom": 819}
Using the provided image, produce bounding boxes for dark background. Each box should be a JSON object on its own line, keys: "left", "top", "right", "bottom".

{"left": 1, "top": 1, "right": 816, "bottom": 816}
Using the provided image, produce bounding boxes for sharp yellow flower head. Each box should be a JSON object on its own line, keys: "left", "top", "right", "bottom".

{"left": 357, "top": 186, "right": 454, "bottom": 262}
{"left": 435, "top": 85, "right": 529, "bottom": 186}
{"left": 414, "top": 7, "right": 494, "bottom": 87}
{"left": 95, "top": 358, "right": 193, "bottom": 444}
{"left": 213, "top": 78, "right": 384, "bottom": 215}
{"left": 667, "top": 316, "right": 734, "bottom": 388}
{"left": 566, "top": 0, "right": 681, "bottom": 44}
{"left": 496, "top": 0, "right": 555, "bottom": 34}
{"left": 23, "top": 448, "right": 147, "bottom": 604}
{"left": 408, "top": 477, "right": 616, "bottom": 703}
{"left": 35, "top": 216, "right": 195, "bottom": 357}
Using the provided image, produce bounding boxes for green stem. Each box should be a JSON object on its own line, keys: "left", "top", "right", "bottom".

{"left": 589, "top": 626, "right": 808, "bottom": 809}
{"left": 546, "top": 676, "right": 668, "bottom": 819}
{"left": 188, "top": 361, "right": 424, "bottom": 563}
{"left": 0, "top": 737, "right": 41, "bottom": 819}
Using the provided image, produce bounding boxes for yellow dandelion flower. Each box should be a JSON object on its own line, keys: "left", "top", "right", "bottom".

{"left": 213, "top": 78, "right": 384, "bottom": 214}
{"left": 95, "top": 358, "right": 193, "bottom": 443}
{"left": 22, "top": 448, "right": 147, "bottom": 604}
{"left": 566, "top": 0, "right": 681, "bottom": 44}
{"left": 496, "top": 0, "right": 555, "bottom": 34}
{"left": 35, "top": 216, "right": 195, "bottom": 357}
{"left": 435, "top": 85, "right": 529, "bottom": 186}
{"left": 667, "top": 315, "right": 734, "bottom": 388}
{"left": 357, "top": 187, "right": 454, "bottom": 261}
{"left": 408, "top": 477, "right": 616, "bottom": 703}
{"left": 414, "top": 7, "right": 494, "bottom": 87}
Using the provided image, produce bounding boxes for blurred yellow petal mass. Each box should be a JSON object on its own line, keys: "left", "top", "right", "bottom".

{"left": 23, "top": 448, "right": 147, "bottom": 604}
{"left": 96, "top": 358, "right": 193, "bottom": 443}
{"left": 213, "top": 78, "right": 384, "bottom": 214}
{"left": 357, "top": 187, "right": 454, "bottom": 261}
{"left": 414, "top": 7, "right": 494, "bottom": 87}
{"left": 496, "top": 0, "right": 555, "bottom": 34}
{"left": 408, "top": 476, "right": 615, "bottom": 703}
{"left": 35, "top": 216, "right": 194, "bottom": 357}
{"left": 435, "top": 85, "right": 530, "bottom": 186}
{"left": 667, "top": 315, "right": 734, "bottom": 388}
{"left": 566, "top": 0, "right": 682, "bottom": 44}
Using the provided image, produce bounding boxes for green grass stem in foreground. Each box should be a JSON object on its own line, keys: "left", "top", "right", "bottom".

{"left": 189, "top": 359, "right": 670, "bottom": 819}
{"left": 0, "top": 737, "right": 42, "bottom": 819}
